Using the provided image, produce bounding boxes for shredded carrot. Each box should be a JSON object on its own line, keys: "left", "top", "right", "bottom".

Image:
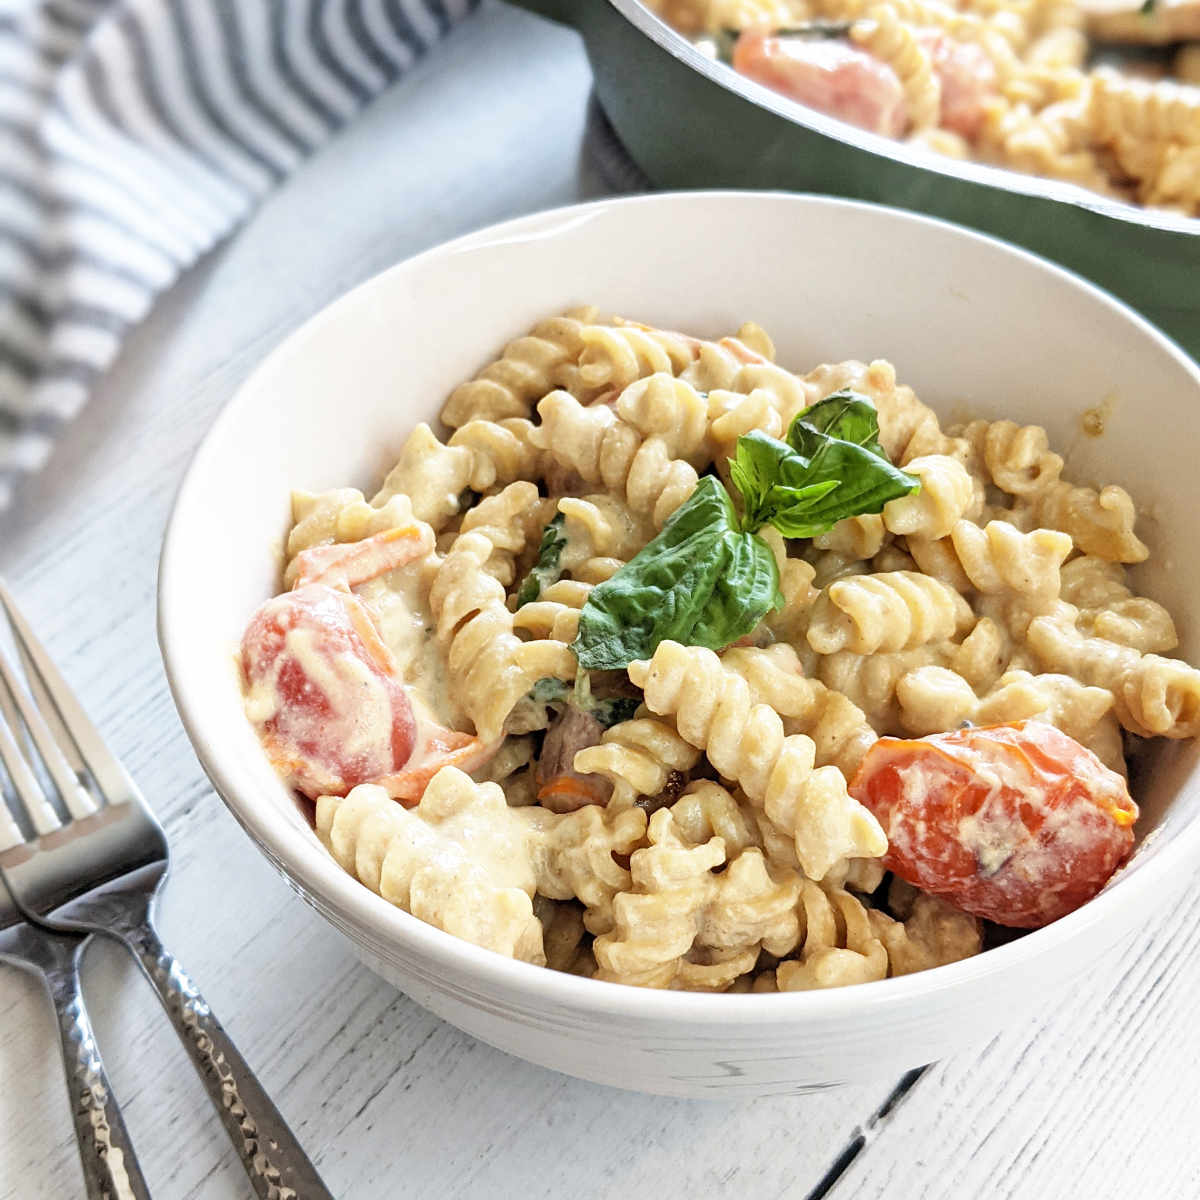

{"left": 291, "top": 524, "right": 433, "bottom": 590}
{"left": 718, "top": 335, "right": 771, "bottom": 366}
{"left": 342, "top": 592, "right": 400, "bottom": 675}
{"left": 375, "top": 731, "right": 497, "bottom": 805}
{"left": 536, "top": 774, "right": 609, "bottom": 808}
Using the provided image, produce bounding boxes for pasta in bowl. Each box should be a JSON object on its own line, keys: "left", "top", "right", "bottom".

{"left": 159, "top": 192, "right": 1200, "bottom": 1095}
{"left": 239, "top": 307, "right": 1185, "bottom": 992}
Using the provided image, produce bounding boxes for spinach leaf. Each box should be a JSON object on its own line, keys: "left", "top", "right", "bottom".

{"left": 528, "top": 677, "right": 569, "bottom": 707}
{"left": 516, "top": 513, "right": 567, "bottom": 607}
{"left": 525, "top": 674, "right": 637, "bottom": 727}
{"left": 589, "top": 696, "right": 642, "bottom": 727}
{"left": 571, "top": 476, "right": 782, "bottom": 670}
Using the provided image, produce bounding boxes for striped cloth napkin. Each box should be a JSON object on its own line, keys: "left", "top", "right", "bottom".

{"left": 0, "top": 0, "right": 476, "bottom": 510}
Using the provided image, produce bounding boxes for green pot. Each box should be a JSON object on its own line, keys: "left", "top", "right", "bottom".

{"left": 513, "top": 0, "right": 1199, "bottom": 357}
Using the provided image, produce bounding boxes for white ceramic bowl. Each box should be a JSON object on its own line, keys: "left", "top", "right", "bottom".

{"left": 159, "top": 192, "right": 1200, "bottom": 1098}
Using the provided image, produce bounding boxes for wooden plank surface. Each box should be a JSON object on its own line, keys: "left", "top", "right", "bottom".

{"left": 830, "top": 873, "right": 1200, "bottom": 1200}
{"left": 0, "top": 7, "right": 898, "bottom": 1197}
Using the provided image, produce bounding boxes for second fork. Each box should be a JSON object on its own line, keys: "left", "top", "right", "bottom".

{"left": 0, "top": 875, "right": 152, "bottom": 1200}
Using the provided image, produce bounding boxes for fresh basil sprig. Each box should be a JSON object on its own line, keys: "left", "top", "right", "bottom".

{"left": 572, "top": 476, "right": 781, "bottom": 671}
{"left": 569, "top": 391, "right": 919, "bottom": 670}
{"left": 516, "top": 513, "right": 566, "bottom": 607}
{"left": 766, "top": 390, "right": 923, "bottom": 538}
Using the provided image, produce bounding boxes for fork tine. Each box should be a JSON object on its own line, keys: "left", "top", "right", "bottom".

{"left": 0, "top": 645, "right": 97, "bottom": 821}
{"left": 13, "top": 642, "right": 89, "bottom": 779}
{"left": 0, "top": 715, "right": 60, "bottom": 836}
{"left": 0, "top": 794, "right": 23, "bottom": 852}
{"left": 0, "top": 673, "right": 30, "bottom": 761}
{"left": 0, "top": 580, "right": 140, "bottom": 809}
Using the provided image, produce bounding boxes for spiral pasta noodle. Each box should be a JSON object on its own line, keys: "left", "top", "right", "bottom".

{"left": 881, "top": 454, "right": 981, "bottom": 539}
{"left": 957, "top": 418, "right": 1064, "bottom": 498}
{"left": 720, "top": 644, "right": 878, "bottom": 777}
{"left": 896, "top": 664, "right": 1125, "bottom": 769}
{"left": 1027, "top": 609, "right": 1200, "bottom": 738}
{"left": 316, "top": 775, "right": 547, "bottom": 963}
{"left": 907, "top": 519, "right": 1072, "bottom": 609}
{"left": 1060, "top": 556, "right": 1178, "bottom": 654}
{"left": 628, "top": 641, "right": 887, "bottom": 880}
{"left": 573, "top": 716, "right": 703, "bottom": 812}
{"left": 429, "top": 486, "right": 577, "bottom": 741}
{"left": 559, "top": 321, "right": 702, "bottom": 397}
{"left": 512, "top": 579, "right": 593, "bottom": 644}
{"left": 533, "top": 388, "right": 704, "bottom": 528}
{"left": 774, "top": 878, "right": 983, "bottom": 989}
{"left": 1022, "top": 478, "right": 1149, "bottom": 563}
{"left": 807, "top": 570, "right": 974, "bottom": 655}
{"left": 595, "top": 785, "right": 806, "bottom": 989}
{"left": 557, "top": 493, "right": 654, "bottom": 584}
{"left": 440, "top": 307, "right": 598, "bottom": 428}
{"left": 852, "top": 5, "right": 942, "bottom": 132}
{"left": 284, "top": 489, "right": 421, "bottom": 585}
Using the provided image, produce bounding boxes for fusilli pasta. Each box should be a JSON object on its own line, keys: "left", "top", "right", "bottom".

{"left": 245, "top": 309, "right": 1188, "bottom": 998}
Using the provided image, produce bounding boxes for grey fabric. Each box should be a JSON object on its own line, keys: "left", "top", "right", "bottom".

{"left": 0, "top": 0, "right": 476, "bottom": 508}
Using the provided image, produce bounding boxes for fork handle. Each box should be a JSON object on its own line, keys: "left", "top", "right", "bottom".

{"left": 40, "top": 937, "right": 153, "bottom": 1200}
{"left": 119, "top": 921, "right": 333, "bottom": 1200}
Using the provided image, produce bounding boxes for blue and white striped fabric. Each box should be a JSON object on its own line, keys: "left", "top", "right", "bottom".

{"left": 0, "top": 0, "right": 476, "bottom": 509}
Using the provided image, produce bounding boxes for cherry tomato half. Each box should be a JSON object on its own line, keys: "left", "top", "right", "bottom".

{"left": 241, "top": 583, "right": 416, "bottom": 798}
{"left": 733, "top": 31, "right": 909, "bottom": 138}
{"left": 849, "top": 720, "right": 1137, "bottom": 927}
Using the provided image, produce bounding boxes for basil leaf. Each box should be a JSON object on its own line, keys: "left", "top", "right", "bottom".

{"left": 789, "top": 390, "right": 886, "bottom": 457}
{"left": 516, "top": 513, "right": 567, "bottom": 607}
{"left": 730, "top": 431, "right": 799, "bottom": 530}
{"left": 731, "top": 431, "right": 848, "bottom": 530}
{"left": 748, "top": 391, "right": 920, "bottom": 536}
{"left": 700, "top": 522, "right": 782, "bottom": 651}
{"left": 571, "top": 476, "right": 781, "bottom": 670}
{"left": 768, "top": 436, "right": 919, "bottom": 537}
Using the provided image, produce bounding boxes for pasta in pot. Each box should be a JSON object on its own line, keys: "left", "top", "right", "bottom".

{"left": 239, "top": 308, "right": 1200, "bottom": 993}
{"left": 646, "top": 0, "right": 1200, "bottom": 217}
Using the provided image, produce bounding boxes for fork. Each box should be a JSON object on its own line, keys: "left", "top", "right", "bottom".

{"left": 0, "top": 578, "right": 333, "bottom": 1200}
{"left": 0, "top": 872, "right": 151, "bottom": 1199}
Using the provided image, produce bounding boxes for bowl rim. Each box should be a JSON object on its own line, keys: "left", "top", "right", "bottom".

{"left": 159, "top": 189, "right": 1200, "bottom": 1023}
{"left": 602, "top": 0, "right": 1200, "bottom": 239}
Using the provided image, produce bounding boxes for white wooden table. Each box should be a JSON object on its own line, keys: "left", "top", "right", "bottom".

{"left": 1, "top": 5, "right": 1197, "bottom": 1197}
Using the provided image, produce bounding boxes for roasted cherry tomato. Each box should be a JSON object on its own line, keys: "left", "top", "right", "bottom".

{"left": 733, "top": 31, "right": 909, "bottom": 137}
{"left": 916, "top": 30, "right": 998, "bottom": 140}
{"left": 849, "top": 720, "right": 1137, "bottom": 927}
{"left": 241, "top": 584, "right": 416, "bottom": 798}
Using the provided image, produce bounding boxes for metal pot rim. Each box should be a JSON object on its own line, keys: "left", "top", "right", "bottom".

{"left": 604, "top": 0, "right": 1200, "bottom": 237}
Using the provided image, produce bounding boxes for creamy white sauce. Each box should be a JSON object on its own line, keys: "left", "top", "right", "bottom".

{"left": 358, "top": 562, "right": 462, "bottom": 730}
{"left": 284, "top": 625, "right": 395, "bottom": 763}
